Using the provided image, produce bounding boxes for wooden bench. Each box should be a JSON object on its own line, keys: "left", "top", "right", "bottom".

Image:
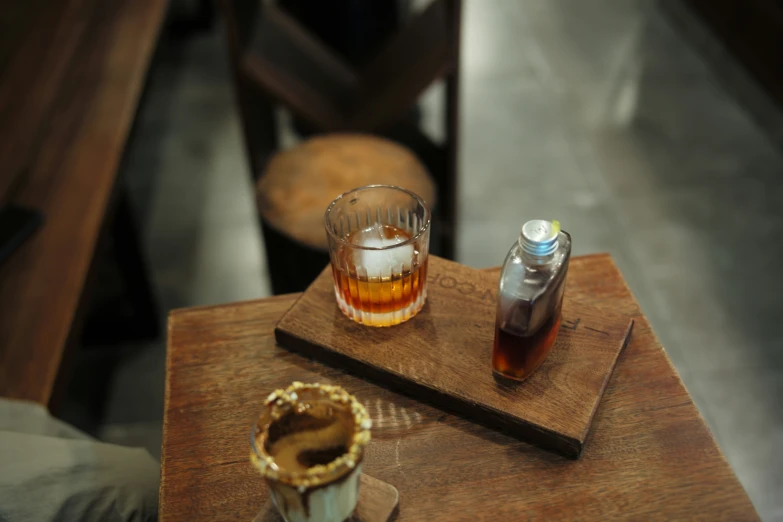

{"left": 0, "top": 0, "right": 167, "bottom": 409}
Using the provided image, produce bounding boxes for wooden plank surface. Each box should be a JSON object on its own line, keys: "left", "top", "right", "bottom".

{"left": 275, "top": 256, "right": 633, "bottom": 458}
{"left": 161, "top": 254, "right": 758, "bottom": 521}
{"left": 0, "top": 0, "right": 166, "bottom": 405}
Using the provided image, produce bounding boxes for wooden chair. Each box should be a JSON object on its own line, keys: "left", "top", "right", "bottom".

{"left": 257, "top": 134, "right": 436, "bottom": 294}
{"left": 217, "top": 0, "right": 462, "bottom": 292}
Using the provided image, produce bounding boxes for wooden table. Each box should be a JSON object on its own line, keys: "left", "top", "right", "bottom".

{"left": 0, "top": 0, "right": 166, "bottom": 406}
{"left": 161, "top": 254, "right": 758, "bottom": 520}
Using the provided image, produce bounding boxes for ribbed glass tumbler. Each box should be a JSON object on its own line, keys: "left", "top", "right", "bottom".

{"left": 324, "top": 185, "right": 431, "bottom": 327}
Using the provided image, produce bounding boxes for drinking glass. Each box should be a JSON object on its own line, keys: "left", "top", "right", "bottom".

{"left": 250, "top": 383, "right": 371, "bottom": 522}
{"left": 324, "top": 185, "right": 431, "bottom": 327}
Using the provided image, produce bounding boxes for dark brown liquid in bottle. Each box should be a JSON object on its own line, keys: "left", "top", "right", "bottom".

{"left": 492, "top": 296, "right": 564, "bottom": 381}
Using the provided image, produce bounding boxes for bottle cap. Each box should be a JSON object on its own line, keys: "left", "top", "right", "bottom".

{"left": 520, "top": 220, "right": 560, "bottom": 256}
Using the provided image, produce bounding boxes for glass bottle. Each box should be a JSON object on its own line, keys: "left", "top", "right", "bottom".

{"left": 492, "top": 220, "right": 571, "bottom": 381}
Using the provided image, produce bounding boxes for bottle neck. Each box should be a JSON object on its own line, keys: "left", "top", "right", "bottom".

{"left": 520, "top": 248, "right": 556, "bottom": 267}
{"left": 518, "top": 232, "right": 559, "bottom": 265}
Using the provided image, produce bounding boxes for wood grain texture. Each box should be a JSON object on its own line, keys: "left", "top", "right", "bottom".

{"left": 275, "top": 256, "right": 633, "bottom": 458}
{"left": 161, "top": 254, "right": 758, "bottom": 521}
{"left": 0, "top": 0, "right": 166, "bottom": 405}
{"left": 253, "top": 474, "right": 399, "bottom": 522}
{"left": 256, "top": 134, "right": 436, "bottom": 250}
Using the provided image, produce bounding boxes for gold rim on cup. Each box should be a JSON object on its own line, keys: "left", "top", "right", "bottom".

{"left": 250, "top": 382, "right": 372, "bottom": 490}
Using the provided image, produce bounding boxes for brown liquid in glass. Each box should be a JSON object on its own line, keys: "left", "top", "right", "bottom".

{"left": 332, "top": 224, "right": 427, "bottom": 326}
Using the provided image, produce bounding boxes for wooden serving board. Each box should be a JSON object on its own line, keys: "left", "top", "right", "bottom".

{"left": 253, "top": 474, "right": 399, "bottom": 522}
{"left": 275, "top": 256, "right": 634, "bottom": 458}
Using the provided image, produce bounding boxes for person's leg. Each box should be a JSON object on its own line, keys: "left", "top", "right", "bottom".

{"left": 0, "top": 399, "right": 159, "bottom": 522}
{"left": 0, "top": 398, "right": 89, "bottom": 440}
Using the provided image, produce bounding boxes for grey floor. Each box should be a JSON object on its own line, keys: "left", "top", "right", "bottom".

{"left": 91, "top": 0, "right": 783, "bottom": 519}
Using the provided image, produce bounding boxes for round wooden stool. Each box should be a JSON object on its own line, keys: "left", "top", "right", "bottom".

{"left": 256, "top": 134, "right": 436, "bottom": 294}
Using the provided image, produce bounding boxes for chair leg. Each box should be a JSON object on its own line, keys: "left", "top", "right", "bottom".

{"left": 111, "top": 187, "right": 160, "bottom": 338}
{"left": 261, "top": 221, "right": 330, "bottom": 295}
{"left": 81, "top": 186, "right": 160, "bottom": 345}
{"left": 441, "top": 70, "right": 459, "bottom": 261}
{"left": 442, "top": 0, "right": 462, "bottom": 261}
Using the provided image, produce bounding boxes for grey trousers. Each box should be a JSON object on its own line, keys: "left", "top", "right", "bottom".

{"left": 0, "top": 399, "right": 159, "bottom": 521}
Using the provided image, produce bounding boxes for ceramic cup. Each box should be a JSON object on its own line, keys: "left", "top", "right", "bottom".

{"left": 251, "top": 382, "right": 372, "bottom": 522}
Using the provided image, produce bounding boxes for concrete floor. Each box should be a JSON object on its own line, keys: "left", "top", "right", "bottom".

{"left": 81, "top": 0, "right": 783, "bottom": 519}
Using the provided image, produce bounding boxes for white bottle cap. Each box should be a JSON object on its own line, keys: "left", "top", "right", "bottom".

{"left": 520, "top": 220, "right": 559, "bottom": 256}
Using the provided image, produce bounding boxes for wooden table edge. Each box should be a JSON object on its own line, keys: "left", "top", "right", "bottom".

{"left": 168, "top": 293, "right": 301, "bottom": 317}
